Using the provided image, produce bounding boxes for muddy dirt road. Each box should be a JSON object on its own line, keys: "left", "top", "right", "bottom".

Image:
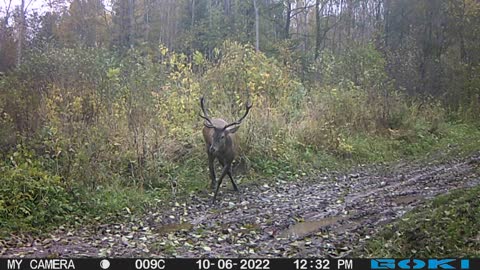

{"left": 2, "top": 153, "right": 479, "bottom": 257}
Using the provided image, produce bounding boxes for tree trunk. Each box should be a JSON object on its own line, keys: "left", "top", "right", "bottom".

{"left": 303, "top": 1, "right": 308, "bottom": 52}
{"left": 314, "top": 0, "right": 321, "bottom": 60}
{"left": 459, "top": 0, "right": 467, "bottom": 63}
{"left": 224, "top": 0, "right": 230, "bottom": 16}
{"left": 253, "top": 0, "right": 259, "bottom": 52}
{"left": 191, "top": 0, "right": 195, "bottom": 28}
{"left": 0, "top": 0, "right": 12, "bottom": 56}
{"left": 285, "top": 0, "right": 291, "bottom": 39}
{"left": 145, "top": 0, "right": 150, "bottom": 42}
{"left": 384, "top": 0, "right": 390, "bottom": 48}
{"left": 129, "top": 0, "right": 135, "bottom": 48}
{"left": 16, "top": 0, "right": 25, "bottom": 66}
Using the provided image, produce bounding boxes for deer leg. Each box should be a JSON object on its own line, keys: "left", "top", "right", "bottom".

{"left": 227, "top": 168, "right": 239, "bottom": 192}
{"left": 212, "top": 165, "right": 229, "bottom": 204}
{"left": 219, "top": 160, "right": 239, "bottom": 192}
{"left": 208, "top": 153, "right": 216, "bottom": 189}
{"left": 220, "top": 160, "right": 239, "bottom": 192}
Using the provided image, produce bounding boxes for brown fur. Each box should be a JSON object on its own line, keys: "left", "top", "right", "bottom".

{"left": 199, "top": 97, "right": 251, "bottom": 204}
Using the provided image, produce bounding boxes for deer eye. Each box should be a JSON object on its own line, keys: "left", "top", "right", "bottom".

{"left": 221, "top": 135, "right": 225, "bottom": 139}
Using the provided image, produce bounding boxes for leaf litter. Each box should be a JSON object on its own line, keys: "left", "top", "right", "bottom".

{"left": 2, "top": 153, "right": 480, "bottom": 257}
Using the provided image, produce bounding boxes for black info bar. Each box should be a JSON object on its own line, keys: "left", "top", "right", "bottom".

{"left": 1, "top": 258, "right": 478, "bottom": 270}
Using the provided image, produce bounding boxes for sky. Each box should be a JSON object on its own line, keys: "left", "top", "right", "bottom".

{"left": 1, "top": 0, "right": 45, "bottom": 14}
{"left": 1, "top": 0, "right": 114, "bottom": 16}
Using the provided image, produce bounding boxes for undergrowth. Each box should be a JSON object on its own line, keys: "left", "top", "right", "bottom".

{"left": 1, "top": 42, "right": 479, "bottom": 235}
{"left": 359, "top": 184, "right": 480, "bottom": 257}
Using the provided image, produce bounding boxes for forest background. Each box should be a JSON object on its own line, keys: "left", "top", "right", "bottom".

{"left": 0, "top": 0, "right": 479, "bottom": 237}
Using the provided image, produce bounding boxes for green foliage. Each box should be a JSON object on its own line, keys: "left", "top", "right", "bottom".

{"left": 1, "top": 41, "right": 479, "bottom": 235}
{"left": 0, "top": 0, "right": 479, "bottom": 242}
{"left": 317, "top": 43, "right": 388, "bottom": 91}
{"left": 361, "top": 185, "right": 480, "bottom": 257}
{"left": 0, "top": 146, "right": 72, "bottom": 232}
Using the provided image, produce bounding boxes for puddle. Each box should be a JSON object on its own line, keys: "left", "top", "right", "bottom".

{"left": 335, "top": 220, "right": 360, "bottom": 232}
{"left": 393, "top": 195, "right": 423, "bottom": 205}
{"left": 156, "top": 223, "right": 193, "bottom": 234}
{"left": 278, "top": 216, "right": 346, "bottom": 239}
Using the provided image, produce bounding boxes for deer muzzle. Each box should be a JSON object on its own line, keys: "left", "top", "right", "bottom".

{"left": 209, "top": 145, "right": 217, "bottom": 154}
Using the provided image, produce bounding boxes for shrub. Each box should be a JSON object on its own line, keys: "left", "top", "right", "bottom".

{"left": 0, "top": 147, "right": 73, "bottom": 232}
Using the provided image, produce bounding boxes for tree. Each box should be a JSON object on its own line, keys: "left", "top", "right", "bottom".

{"left": 253, "top": 0, "right": 259, "bottom": 51}
{"left": 0, "top": 0, "right": 15, "bottom": 71}
{"left": 16, "top": 0, "right": 25, "bottom": 66}
{"left": 284, "top": 0, "right": 291, "bottom": 39}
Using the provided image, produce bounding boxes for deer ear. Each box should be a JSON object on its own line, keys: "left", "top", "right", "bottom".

{"left": 226, "top": 125, "right": 240, "bottom": 133}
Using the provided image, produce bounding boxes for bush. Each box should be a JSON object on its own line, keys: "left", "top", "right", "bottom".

{"left": 0, "top": 148, "right": 73, "bottom": 232}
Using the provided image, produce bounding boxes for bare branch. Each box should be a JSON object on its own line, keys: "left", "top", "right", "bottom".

{"left": 25, "top": 0, "right": 35, "bottom": 11}
{"left": 3, "top": 0, "right": 12, "bottom": 16}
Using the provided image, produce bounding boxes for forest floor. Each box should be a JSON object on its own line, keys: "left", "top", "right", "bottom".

{"left": 1, "top": 151, "right": 480, "bottom": 257}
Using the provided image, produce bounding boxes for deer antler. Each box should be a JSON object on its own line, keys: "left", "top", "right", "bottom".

{"left": 223, "top": 101, "right": 253, "bottom": 130}
{"left": 199, "top": 96, "right": 215, "bottom": 128}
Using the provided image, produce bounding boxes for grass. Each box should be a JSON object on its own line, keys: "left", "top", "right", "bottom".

{"left": 359, "top": 184, "right": 480, "bottom": 257}
{"left": 1, "top": 121, "right": 479, "bottom": 238}
{"left": 171, "top": 122, "right": 480, "bottom": 197}
{"left": 0, "top": 182, "right": 160, "bottom": 237}
{"left": 78, "top": 121, "right": 480, "bottom": 244}
{"left": 339, "top": 122, "right": 480, "bottom": 165}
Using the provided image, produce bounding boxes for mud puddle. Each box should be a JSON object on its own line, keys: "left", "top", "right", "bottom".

{"left": 393, "top": 194, "right": 424, "bottom": 205}
{"left": 278, "top": 216, "right": 348, "bottom": 239}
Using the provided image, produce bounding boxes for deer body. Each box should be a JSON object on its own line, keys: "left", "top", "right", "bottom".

{"left": 199, "top": 97, "right": 252, "bottom": 203}
{"left": 202, "top": 118, "right": 237, "bottom": 164}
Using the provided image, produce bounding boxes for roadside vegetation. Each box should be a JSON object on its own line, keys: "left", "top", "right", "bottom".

{"left": 1, "top": 1, "right": 479, "bottom": 247}
{"left": 360, "top": 184, "right": 480, "bottom": 257}
{"left": 1, "top": 42, "right": 479, "bottom": 235}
